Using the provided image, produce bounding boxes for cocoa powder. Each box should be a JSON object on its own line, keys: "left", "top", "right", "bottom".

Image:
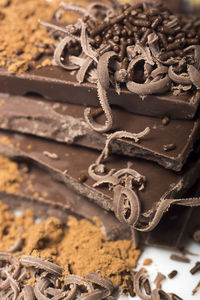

{"left": 0, "top": 201, "right": 141, "bottom": 287}
{"left": 0, "top": 0, "right": 92, "bottom": 73}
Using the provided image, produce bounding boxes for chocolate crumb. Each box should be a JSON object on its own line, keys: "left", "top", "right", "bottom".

{"left": 192, "top": 280, "right": 200, "bottom": 296}
{"left": 78, "top": 173, "right": 88, "bottom": 183}
{"left": 163, "top": 143, "right": 176, "bottom": 151}
{"left": 43, "top": 151, "right": 59, "bottom": 160}
{"left": 162, "top": 116, "right": 170, "bottom": 126}
{"left": 168, "top": 270, "right": 178, "bottom": 279}
{"left": 190, "top": 262, "right": 200, "bottom": 275}
{"left": 170, "top": 254, "right": 190, "bottom": 263}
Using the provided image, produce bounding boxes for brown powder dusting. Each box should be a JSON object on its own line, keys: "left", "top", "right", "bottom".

{"left": 0, "top": 155, "right": 22, "bottom": 193}
{"left": 0, "top": 0, "right": 92, "bottom": 73}
{"left": 0, "top": 202, "right": 141, "bottom": 287}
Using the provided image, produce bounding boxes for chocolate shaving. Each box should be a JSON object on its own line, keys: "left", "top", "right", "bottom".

{"left": 96, "top": 128, "right": 150, "bottom": 164}
{"left": 153, "top": 272, "right": 166, "bottom": 289}
{"left": 168, "top": 270, "right": 177, "bottom": 279}
{"left": 188, "top": 64, "right": 200, "bottom": 89}
{"left": 6, "top": 237, "right": 23, "bottom": 253}
{"left": 134, "top": 269, "right": 151, "bottom": 300}
{"left": 170, "top": 254, "right": 190, "bottom": 263}
{"left": 168, "top": 65, "right": 192, "bottom": 85}
{"left": 84, "top": 80, "right": 113, "bottom": 132}
{"left": 86, "top": 272, "right": 114, "bottom": 298}
{"left": 23, "top": 285, "right": 35, "bottom": 300}
{"left": 126, "top": 74, "right": 170, "bottom": 96}
{"left": 192, "top": 280, "right": 200, "bottom": 296}
{"left": 76, "top": 56, "right": 93, "bottom": 83}
{"left": 53, "top": 36, "right": 80, "bottom": 70}
{"left": 113, "top": 184, "right": 141, "bottom": 226}
{"left": 135, "top": 196, "right": 200, "bottom": 232}
{"left": 80, "top": 19, "right": 97, "bottom": 63}
{"left": 20, "top": 256, "right": 63, "bottom": 276}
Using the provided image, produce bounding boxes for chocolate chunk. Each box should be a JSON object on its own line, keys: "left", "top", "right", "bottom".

{"left": 168, "top": 270, "right": 178, "bottom": 279}
{"left": 0, "top": 93, "right": 199, "bottom": 171}
{"left": 0, "top": 130, "right": 200, "bottom": 234}
{"left": 0, "top": 67, "right": 199, "bottom": 120}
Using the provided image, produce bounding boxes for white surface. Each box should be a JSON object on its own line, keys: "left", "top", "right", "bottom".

{"left": 120, "top": 240, "right": 200, "bottom": 300}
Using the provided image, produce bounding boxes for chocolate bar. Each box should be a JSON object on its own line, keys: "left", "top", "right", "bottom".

{"left": 0, "top": 66, "right": 199, "bottom": 120}
{"left": 0, "top": 93, "right": 199, "bottom": 171}
{"left": 0, "top": 130, "right": 199, "bottom": 233}
{"left": 0, "top": 155, "right": 192, "bottom": 249}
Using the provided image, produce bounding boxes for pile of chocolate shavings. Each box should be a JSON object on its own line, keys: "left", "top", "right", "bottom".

{"left": 41, "top": 0, "right": 200, "bottom": 133}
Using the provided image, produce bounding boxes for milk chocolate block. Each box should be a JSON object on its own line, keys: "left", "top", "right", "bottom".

{"left": 0, "top": 130, "right": 199, "bottom": 233}
{"left": 0, "top": 93, "right": 199, "bottom": 171}
{"left": 0, "top": 67, "right": 199, "bottom": 120}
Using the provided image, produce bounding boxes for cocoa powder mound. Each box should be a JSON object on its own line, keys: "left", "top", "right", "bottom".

{"left": 0, "top": 0, "right": 92, "bottom": 74}
{"left": 0, "top": 202, "right": 141, "bottom": 287}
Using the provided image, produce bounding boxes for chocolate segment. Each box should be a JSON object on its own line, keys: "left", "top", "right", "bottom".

{"left": 0, "top": 67, "right": 199, "bottom": 120}
{"left": 0, "top": 130, "right": 199, "bottom": 231}
{"left": 0, "top": 93, "right": 199, "bottom": 171}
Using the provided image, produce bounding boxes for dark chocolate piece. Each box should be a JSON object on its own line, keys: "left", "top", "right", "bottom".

{"left": 0, "top": 66, "right": 199, "bottom": 120}
{"left": 0, "top": 93, "right": 199, "bottom": 171}
{"left": 0, "top": 130, "right": 199, "bottom": 233}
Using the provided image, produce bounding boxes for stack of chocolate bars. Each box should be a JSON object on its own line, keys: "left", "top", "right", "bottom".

{"left": 0, "top": 0, "right": 200, "bottom": 249}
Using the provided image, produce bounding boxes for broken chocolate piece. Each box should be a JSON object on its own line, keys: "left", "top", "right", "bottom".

{"left": 0, "top": 93, "right": 199, "bottom": 171}
{"left": 0, "top": 66, "right": 199, "bottom": 120}
{"left": 0, "top": 130, "right": 200, "bottom": 234}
